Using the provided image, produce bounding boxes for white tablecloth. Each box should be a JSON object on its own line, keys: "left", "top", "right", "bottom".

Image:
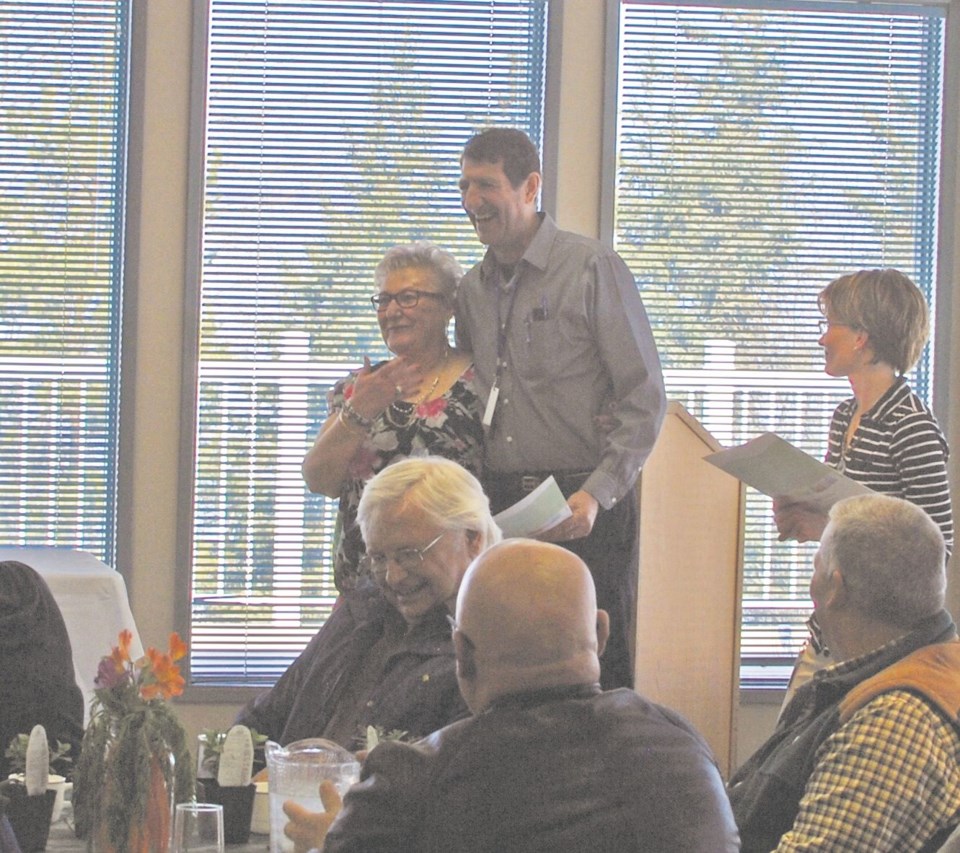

{"left": 0, "top": 546, "right": 143, "bottom": 723}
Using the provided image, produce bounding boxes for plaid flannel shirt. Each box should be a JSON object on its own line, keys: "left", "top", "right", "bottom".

{"left": 777, "top": 686, "right": 960, "bottom": 851}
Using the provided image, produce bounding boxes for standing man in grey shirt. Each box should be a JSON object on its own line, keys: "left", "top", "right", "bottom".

{"left": 455, "top": 127, "right": 666, "bottom": 689}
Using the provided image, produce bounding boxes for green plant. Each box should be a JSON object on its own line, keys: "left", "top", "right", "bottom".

{"left": 4, "top": 735, "right": 73, "bottom": 780}
{"left": 363, "top": 725, "right": 410, "bottom": 751}
{"left": 198, "top": 727, "right": 267, "bottom": 777}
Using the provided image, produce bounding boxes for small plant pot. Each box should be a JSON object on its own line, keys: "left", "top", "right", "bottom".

{"left": 200, "top": 779, "right": 255, "bottom": 845}
{"left": 6, "top": 774, "right": 66, "bottom": 824}
{"left": 0, "top": 784, "right": 57, "bottom": 852}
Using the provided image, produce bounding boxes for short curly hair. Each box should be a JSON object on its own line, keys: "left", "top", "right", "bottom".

{"left": 373, "top": 241, "right": 463, "bottom": 301}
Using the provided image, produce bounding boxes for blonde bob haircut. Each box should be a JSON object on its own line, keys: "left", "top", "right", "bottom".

{"left": 818, "top": 268, "right": 929, "bottom": 375}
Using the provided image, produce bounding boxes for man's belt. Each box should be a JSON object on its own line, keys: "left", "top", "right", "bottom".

{"left": 484, "top": 470, "right": 592, "bottom": 495}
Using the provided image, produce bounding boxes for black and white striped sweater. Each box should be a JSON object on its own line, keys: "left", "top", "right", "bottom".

{"left": 825, "top": 377, "right": 953, "bottom": 555}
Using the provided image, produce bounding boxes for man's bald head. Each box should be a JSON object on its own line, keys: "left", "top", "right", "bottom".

{"left": 453, "top": 539, "right": 610, "bottom": 712}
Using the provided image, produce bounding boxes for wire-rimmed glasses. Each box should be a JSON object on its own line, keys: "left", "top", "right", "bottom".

{"left": 360, "top": 532, "right": 446, "bottom": 580}
{"left": 818, "top": 318, "right": 859, "bottom": 335}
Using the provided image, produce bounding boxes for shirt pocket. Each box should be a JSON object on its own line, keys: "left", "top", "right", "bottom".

{"left": 523, "top": 314, "right": 596, "bottom": 385}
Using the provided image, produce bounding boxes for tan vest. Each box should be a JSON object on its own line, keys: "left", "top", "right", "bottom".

{"left": 840, "top": 638, "right": 960, "bottom": 724}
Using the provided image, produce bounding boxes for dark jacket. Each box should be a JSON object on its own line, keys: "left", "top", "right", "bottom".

{"left": 0, "top": 561, "right": 84, "bottom": 778}
{"left": 728, "top": 609, "right": 958, "bottom": 852}
{"left": 324, "top": 684, "right": 741, "bottom": 853}
{"left": 236, "top": 583, "right": 468, "bottom": 749}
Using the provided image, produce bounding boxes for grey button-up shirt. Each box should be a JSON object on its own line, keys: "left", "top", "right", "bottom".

{"left": 456, "top": 214, "right": 666, "bottom": 509}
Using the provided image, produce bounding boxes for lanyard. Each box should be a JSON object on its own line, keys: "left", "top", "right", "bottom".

{"left": 483, "top": 264, "right": 522, "bottom": 428}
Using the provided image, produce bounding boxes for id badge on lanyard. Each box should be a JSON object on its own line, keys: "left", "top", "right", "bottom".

{"left": 484, "top": 266, "right": 522, "bottom": 429}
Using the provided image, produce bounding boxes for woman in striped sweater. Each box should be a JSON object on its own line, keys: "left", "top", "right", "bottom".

{"left": 775, "top": 268, "right": 952, "bottom": 551}
{"left": 775, "top": 268, "right": 953, "bottom": 701}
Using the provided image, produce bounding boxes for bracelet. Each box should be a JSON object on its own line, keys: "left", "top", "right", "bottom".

{"left": 340, "top": 400, "right": 373, "bottom": 431}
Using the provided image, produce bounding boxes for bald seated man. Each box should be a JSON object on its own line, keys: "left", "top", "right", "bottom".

{"left": 284, "top": 539, "right": 740, "bottom": 852}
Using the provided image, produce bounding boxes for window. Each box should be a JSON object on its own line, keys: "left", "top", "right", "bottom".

{"left": 610, "top": 0, "right": 944, "bottom": 688}
{"left": 185, "top": 0, "right": 548, "bottom": 687}
{"left": 0, "top": 1, "right": 129, "bottom": 562}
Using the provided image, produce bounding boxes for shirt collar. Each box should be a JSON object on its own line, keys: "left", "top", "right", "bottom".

{"left": 485, "top": 681, "right": 602, "bottom": 713}
{"left": 479, "top": 212, "right": 556, "bottom": 284}
{"left": 862, "top": 375, "right": 910, "bottom": 423}
{"left": 783, "top": 609, "right": 956, "bottom": 726}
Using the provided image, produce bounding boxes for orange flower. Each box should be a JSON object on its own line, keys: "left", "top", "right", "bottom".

{"left": 109, "top": 629, "right": 133, "bottom": 669}
{"left": 168, "top": 633, "right": 187, "bottom": 662}
{"left": 118, "top": 629, "right": 133, "bottom": 656}
{"left": 95, "top": 630, "right": 188, "bottom": 702}
{"left": 140, "top": 647, "right": 185, "bottom": 701}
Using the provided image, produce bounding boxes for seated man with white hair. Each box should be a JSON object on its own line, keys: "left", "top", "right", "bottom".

{"left": 284, "top": 539, "right": 740, "bottom": 852}
{"left": 236, "top": 456, "right": 501, "bottom": 750}
{"left": 730, "top": 493, "right": 960, "bottom": 852}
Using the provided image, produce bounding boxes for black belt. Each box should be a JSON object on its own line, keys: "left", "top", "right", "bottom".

{"left": 484, "top": 470, "right": 592, "bottom": 496}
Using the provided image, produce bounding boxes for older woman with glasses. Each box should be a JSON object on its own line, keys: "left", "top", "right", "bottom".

{"left": 302, "top": 241, "right": 483, "bottom": 594}
{"left": 236, "top": 457, "right": 501, "bottom": 751}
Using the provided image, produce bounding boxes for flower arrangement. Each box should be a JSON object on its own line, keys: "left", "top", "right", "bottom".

{"left": 73, "top": 630, "right": 195, "bottom": 852}
{"left": 93, "top": 629, "right": 186, "bottom": 705}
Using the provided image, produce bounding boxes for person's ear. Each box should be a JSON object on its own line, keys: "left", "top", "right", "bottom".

{"left": 453, "top": 630, "right": 477, "bottom": 680}
{"left": 823, "top": 567, "right": 848, "bottom": 610}
{"left": 595, "top": 609, "right": 610, "bottom": 657}
{"left": 464, "top": 529, "right": 483, "bottom": 561}
{"left": 523, "top": 171, "right": 541, "bottom": 205}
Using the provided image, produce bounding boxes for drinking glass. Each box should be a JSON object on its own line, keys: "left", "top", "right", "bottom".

{"left": 172, "top": 802, "right": 225, "bottom": 853}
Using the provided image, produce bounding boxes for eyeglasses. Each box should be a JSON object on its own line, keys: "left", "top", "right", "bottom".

{"left": 370, "top": 289, "right": 445, "bottom": 311}
{"left": 818, "top": 319, "right": 859, "bottom": 335}
{"left": 361, "top": 532, "right": 446, "bottom": 579}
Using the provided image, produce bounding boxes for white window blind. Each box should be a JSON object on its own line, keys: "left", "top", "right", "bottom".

{"left": 187, "top": 0, "right": 547, "bottom": 687}
{"left": 613, "top": 0, "right": 943, "bottom": 688}
{"left": 0, "top": 1, "right": 128, "bottom": 562}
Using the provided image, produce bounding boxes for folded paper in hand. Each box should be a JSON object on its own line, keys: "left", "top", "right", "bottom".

{"left": 704, "top": 432, "right": 872, "bottom": 513}
{"left": 493, "top": 475, "right": 572, "bottom": 538}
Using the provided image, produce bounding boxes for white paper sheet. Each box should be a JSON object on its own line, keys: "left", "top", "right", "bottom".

{"left": 704, "top": 432, "right": 872, "bottom": 513}
{"left": 493, "top": 475, "right": 573, "bottom": 538}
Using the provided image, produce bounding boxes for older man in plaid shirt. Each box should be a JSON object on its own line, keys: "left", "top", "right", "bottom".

{"left": 729, "top": 493, "right": 960, "bottom": 852}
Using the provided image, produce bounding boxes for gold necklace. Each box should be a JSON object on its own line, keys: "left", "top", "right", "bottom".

{"left": 386, "top": 348, "right": 449, "bottom": 428}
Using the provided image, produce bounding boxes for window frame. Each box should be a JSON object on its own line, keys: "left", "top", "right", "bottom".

{"left": 0, "top": 0, "right": 132, "bottom": 567}
{"left": 175, "top": 0, "right": 560, "bottom": 702}
{"left": 601, "top": 0, "right": 956, "bottom": 699}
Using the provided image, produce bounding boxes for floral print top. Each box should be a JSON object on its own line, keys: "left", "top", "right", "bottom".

{"left": 328, "top": 361, "right": 484, "bottom": 592}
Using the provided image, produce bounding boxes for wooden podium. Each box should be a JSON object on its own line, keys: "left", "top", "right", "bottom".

{"left": 633, "top": 401, "right": 744, "bottom": 776}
